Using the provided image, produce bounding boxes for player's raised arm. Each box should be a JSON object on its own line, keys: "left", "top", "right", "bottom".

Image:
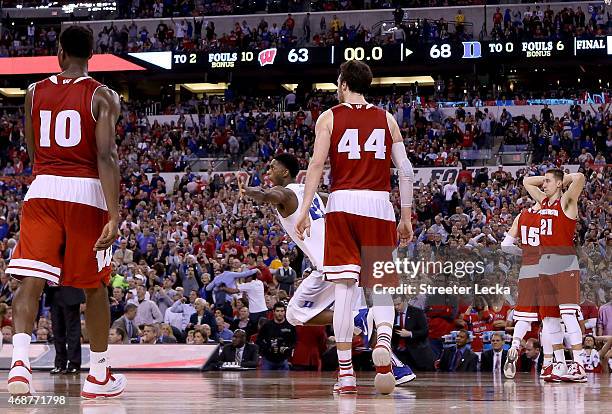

{"left": 522, "top": 176, "right": 546, "bottom": 204}
{"left": 295, "top": 109, "right": 332, "bottom": 240}
{"left": 24, "top": 84, "right": 35, "bottom": 163}
{"left": 93, "top": 87, "right": 121, "bottom": 250}
{"left": 501, "top": 213, "right": 522, "bottom": 256}
{"left": 386, "top": 111, "right": 414, "bottom": 243}
{"left": 561, "top": 172, "right": 585, "bottom": 215}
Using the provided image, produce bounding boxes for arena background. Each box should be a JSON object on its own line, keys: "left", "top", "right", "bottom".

{"left": 0, "top": 0, "right": 610, "bottom": 411}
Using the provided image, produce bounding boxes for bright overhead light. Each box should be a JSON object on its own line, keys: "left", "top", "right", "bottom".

{"left": 371, "top": 76, "right": 434, "bottom": 86}
{"left": 0, "top": 88, "right": 26, "bottom": 97}
{"left": 313, "top": 83, "right": 337, "bottom": 91}
{"left": 181, "top": 83, "right": 229, "bottom": 93}
{"left": 282, "top": 84, "right": 298, "bottom": 92}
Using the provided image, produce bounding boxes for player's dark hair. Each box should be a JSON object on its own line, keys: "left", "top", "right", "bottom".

{"left": 339, "top": 60, "right": 373, "bottom": 95}
{"left": 274, "top": 152, "right": 300, "bottom": 178}
{"left": 59, "top": 25, "right": 93, "bottom": 59}
{"left": 273, "top": 301, "right": 286, "bottom": 311}
{"left": 545, "top": 168, "right": 564, "bottom": 182}
{"left": 125, "top": 303, "right": 137, "bottom": 313}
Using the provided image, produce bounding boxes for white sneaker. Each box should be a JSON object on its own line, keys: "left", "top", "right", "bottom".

{"left": 8, "top": 360, "right": 35, "bottom": 396}
{"left": 560, "top": 362, "right": 587, "bottom": 383}
{"left": 373, "top": 346, "right": 395, "bottom": 395}
{"left": 504, "top": 347, "right": 518, "bottom": 379}
{"left": 81, "top": 368, "right": 127, "bottom": 399}
{"left": 333, "top": 373, "right": 357, "bottom": 394}
{"left": 544, "top": 362, "right": 567, "bottom": 383}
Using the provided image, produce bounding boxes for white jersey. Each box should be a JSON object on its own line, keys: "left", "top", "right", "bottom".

{"left": 277, "top": 183, "right": 326, "bottom": 270}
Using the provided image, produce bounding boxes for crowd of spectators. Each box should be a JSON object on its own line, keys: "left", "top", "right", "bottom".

{"left": 2, "top": 5, "right": 609, "bottom": 57}
{"left": 487, "top": 4, "right": 611, "bottom": 42}
{"left": 0, "top": 85, "right": 610, "bottom": 371}
{"left": 0, "top": 154, "right": 610, "bottom": 371}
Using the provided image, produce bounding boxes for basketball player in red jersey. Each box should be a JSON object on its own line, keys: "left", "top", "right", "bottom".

{"left": 295, "top": 60, "right": 414, "bottom": 394}
{"left": 500, "top": 203, "right": 558, "bottom": 379}
{"left": 524, "top": 169, "right": 587, "bottom": 382}
{"left": 6, "top": 26, "right": 127, "bottom": 398}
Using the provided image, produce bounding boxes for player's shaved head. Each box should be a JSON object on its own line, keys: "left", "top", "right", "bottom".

{"left": 274, "top": 153, "right": 300, "bottom": 178}
{"left": 59, "top": 25, "right": 93, "bottom": 59}
{"left": 545, "top": 168, "right": 564, "bottom": 182}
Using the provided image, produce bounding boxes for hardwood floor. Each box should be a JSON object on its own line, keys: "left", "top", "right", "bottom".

{"left": 0, "top": 371, "right": 609, "bottom": 413}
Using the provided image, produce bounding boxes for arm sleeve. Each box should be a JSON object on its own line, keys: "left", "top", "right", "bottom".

{"left": 501, "top": 234, "right": 523, "bottom": 256}
{"left": 391, "top": 142, "right": 414, "bottom": 208}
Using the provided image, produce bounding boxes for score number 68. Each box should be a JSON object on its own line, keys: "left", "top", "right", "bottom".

{"left": 429, "top": 44, "right": 452, "bottom": 59}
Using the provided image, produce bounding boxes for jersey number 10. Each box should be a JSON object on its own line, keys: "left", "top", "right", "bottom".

{"left": 39, "top": 110, "right": 82, "bottom": 148}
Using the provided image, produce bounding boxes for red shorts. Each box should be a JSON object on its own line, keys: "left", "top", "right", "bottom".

{"left": 513, "top": 276, "right": 540, "bottom": 322}
{"left": 7, "top": 198, "right": 111, "bottom": 288}
{"left": 537, "top": 253, "right": 580, "bottom": 318}
{"left": 323, "top": 190, "right": 397, "bottom": 288}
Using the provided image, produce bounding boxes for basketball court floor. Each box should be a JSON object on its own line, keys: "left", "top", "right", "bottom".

{"left": 0, "top": 371, "right": 609, "bottom": 413}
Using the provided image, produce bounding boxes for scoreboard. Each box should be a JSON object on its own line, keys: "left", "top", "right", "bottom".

{"left": 131, "top": 36, "right": 611, "bottom": 71}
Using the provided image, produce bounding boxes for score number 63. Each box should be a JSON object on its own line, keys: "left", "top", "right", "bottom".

{"left": 288, "top": 48, "right": 309, "bottom": 63}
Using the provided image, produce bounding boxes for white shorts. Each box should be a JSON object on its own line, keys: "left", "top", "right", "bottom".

{"left": 286, "top": 270, "right": 335, "bottom": 326}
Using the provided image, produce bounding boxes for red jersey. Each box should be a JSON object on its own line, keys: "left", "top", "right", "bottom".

{"left": 31, "top": 75, "right": 105, "bottom": 178}
{"left": 517, "top": 208, "right": 541, "bottom": 266}
{"left": 328, "top": 103, "right": 393, "bottom": 192}
{"left": 490, "top": 304, "right": 510, "bottom": 326}
{"left": 539, "top": 197, "right": 577, "bottom": 255}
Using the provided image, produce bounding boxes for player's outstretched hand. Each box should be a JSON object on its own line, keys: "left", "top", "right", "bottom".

{"left": 295, "top": 211, "right": 311, "bottom": 240}
{"left": 94, "top": 220, "right": 119, "bottom": 251}
{"left": 397, "top": 218, "right": 413, "bottom": 245}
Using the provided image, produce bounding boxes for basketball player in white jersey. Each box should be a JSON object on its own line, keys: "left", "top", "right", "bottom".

{"left": 240, "top": 153, "right": 415, "bottom": 386}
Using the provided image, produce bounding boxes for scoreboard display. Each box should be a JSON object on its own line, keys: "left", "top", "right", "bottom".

{"left": 163, "top": 36, "right": 612, "bottom": 71}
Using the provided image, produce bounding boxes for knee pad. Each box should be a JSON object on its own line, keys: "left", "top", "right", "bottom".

{"left": 333, "top": 282, "right": 360, "bottom": 343}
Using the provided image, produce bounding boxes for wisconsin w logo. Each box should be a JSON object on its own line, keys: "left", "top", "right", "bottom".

{"left": 258, "top": 48, "right": 278, "bottom": 66}
{"left": 95, "top": 247, "right": 112, "bottom": 272}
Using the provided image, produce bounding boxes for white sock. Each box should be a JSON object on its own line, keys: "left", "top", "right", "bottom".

{"left": 370, "top": 293, "right": 394, "bottom": 354}
{"left": 511, "top": 320, "right": 530, "bottom": 349}
{"left": 11, "top": 333, "right": 32, "bottom": 367}
{"left": 337, "top": 348, "right": 354, "bottom": 377}
{"left": 543, "top": 356, "right": 553, "bottom": 367}
{"left": 89, "top": 350, "right": 109, "bottom": 381}
{"left": 553, "top": 349, "right": 567, "bottom": 368}
{"left": 572, "top": 349, "right": 585, "bottom": 366}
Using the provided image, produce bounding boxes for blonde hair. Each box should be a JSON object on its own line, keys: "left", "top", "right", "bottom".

{"left": 160, "top": 323, "right": 176, "bottom": 338}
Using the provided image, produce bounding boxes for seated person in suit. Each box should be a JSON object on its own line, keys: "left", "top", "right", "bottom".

{"left": 518, "top": 338, "right": 544, "bottom": 373}
{"left": 438, "top": 329, "right": 478, "bottom": 372}
{"left": 108, "top": 327, "right": 126, "bottom": 345}
{"left": 187, "top": 298, "right": 218, "bottom": 340}
{"left": 230, "top": 306, "right": 257, "bottom": 338}
{"left": 480, "top": 333, "right": 508, "bottom": 373}
{"left": 206, "top": 329, "right": 259, "bottom": 370}
{"left": 393, "top": 297, "right": 435, "bottom": 371}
